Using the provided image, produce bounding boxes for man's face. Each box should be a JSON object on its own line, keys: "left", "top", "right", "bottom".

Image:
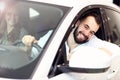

{"left": 73, "top": 16, "right": 100, "bottom": 44}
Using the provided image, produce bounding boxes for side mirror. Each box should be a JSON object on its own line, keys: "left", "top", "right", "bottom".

{"left": 58, "top": 46, "right": 111, "bottom": 80}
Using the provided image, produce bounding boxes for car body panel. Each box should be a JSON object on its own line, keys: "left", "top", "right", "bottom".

{"left": 0, "top": 0, "right": 119, "bottom": 80}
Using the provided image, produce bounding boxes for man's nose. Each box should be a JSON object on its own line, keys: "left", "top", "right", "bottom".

{"left": 84, "top": 30, "right": 90, "bottom": 36}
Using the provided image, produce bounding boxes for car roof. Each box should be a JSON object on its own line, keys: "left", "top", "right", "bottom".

{"left": 28, "top": 0, "right": 120, "bottom": 13}
{"left": 28, "top": 0, "right": 113, "bottom": 7}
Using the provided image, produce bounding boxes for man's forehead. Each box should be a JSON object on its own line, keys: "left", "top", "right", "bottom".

{"left": 82, "top": 16, "right": 99, "bottom": 31}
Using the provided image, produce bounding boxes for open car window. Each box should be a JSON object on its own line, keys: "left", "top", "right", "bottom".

{"left": 48, "top": 5, "right": 120, "bottom": 79}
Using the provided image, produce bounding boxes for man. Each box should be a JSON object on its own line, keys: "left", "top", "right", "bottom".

{"left": 67, "top": 11, "right": 101, "bottom": 60}
{"left": 67, "top": 11, "right": 120, "bottom": 60}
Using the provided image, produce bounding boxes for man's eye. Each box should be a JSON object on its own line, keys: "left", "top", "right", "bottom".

{"left": 84, "top": 25, "right": 89, "bottom": 29}
{"left": 90, "top": 31, "right": 95, "bottom": 35}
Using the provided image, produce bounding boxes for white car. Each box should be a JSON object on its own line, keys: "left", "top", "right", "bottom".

{"left": 0, "top": 0, "right": 120, "bottom": 80}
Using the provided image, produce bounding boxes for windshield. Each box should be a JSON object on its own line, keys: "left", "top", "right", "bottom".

{"left": 0, "top": 0, "right": 70, "bottom": 79}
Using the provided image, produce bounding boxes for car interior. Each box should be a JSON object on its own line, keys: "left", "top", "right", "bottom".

{"left": 0, "top": 1, "right": 69, "bottom": 79}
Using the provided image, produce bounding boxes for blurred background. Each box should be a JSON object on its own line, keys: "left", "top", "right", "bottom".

{"left": 113, "top": 0, "right": 120, "bottom": 6}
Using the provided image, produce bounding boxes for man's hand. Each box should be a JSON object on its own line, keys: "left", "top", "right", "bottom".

{"left": 22, "top": 35, "right": 38, "bottom": 47}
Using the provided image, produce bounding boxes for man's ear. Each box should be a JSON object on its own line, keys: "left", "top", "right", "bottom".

{"left": 75, "top": 20, "right": 80, "bottom": 27}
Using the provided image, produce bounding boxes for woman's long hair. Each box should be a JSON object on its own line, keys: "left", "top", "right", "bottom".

{"left": 0, "top": 2, "right": 22, "bottom": 42}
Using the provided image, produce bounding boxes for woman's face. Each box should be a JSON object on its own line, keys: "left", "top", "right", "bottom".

{"left": 5, "top": 6, "right": 19, "bottom": 27}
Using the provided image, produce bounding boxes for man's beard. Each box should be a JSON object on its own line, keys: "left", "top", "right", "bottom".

{"left": 73, "top": 27, "right": 88, "bottom": 44}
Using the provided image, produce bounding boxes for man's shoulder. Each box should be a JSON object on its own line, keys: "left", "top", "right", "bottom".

{"left": 92, "top": 35, "right": 120, "bottom": 49}
{"left": 85, "top": 35, "right": 103, "bottom": 46}
{"left": 89, "top": 35, "right": 102, "bottom": 42}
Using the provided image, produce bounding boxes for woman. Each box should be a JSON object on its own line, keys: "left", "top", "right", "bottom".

{"left": 0, "top": 4, "right": 28, "bottom": 45}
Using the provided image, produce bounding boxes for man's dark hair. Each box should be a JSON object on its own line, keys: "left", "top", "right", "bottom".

{"left": 79, "top": 9, "right": 102, "bottom": 27}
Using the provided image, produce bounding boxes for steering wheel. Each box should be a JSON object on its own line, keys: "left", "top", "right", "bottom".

{"left": 13, "top": 40, "right": 42, "bottom": 53}
{"left": 0, "top": 45, "right": 30, "bottom": 69}
{"left": 0, "top": 40, "right": 42, "bottom": 69}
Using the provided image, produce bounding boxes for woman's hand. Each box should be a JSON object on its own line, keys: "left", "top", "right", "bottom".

{"left": 22, "top": 35, "right": 38, "bottom": 46}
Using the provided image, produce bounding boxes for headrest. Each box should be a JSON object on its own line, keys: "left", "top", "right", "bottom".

{"left": 69, "top": 46, "right": 111, "bottom": 69}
